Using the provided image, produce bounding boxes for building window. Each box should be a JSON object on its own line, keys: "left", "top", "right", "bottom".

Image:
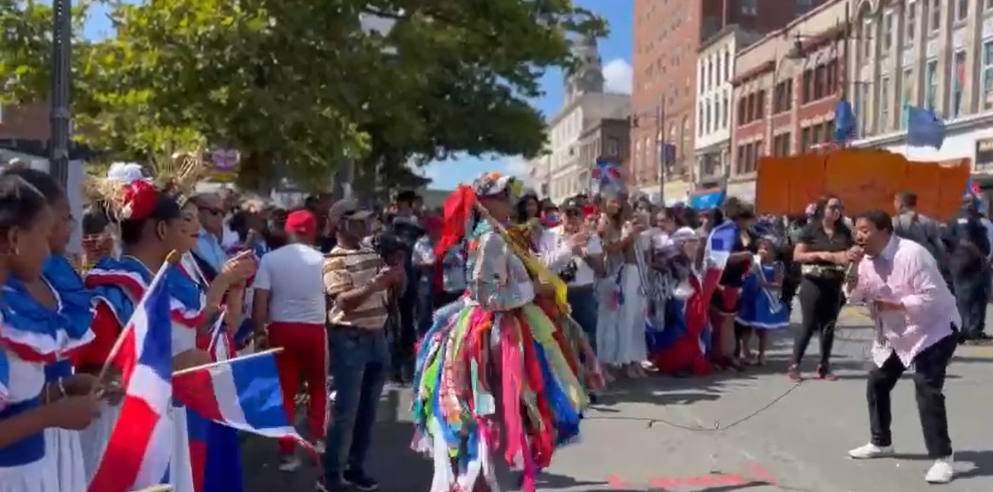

{"left": 723, "top": 51, "right": 730, "bottom": 81}
{"left": 772, "top": 79, "right": 793, "bottom": 114}
{"left": 862, "top": 21, "right": 873, "bottom": 59}
{"left": 813, "top": 64, "right": 826, "bottom": 99}
{"left": 925, "top": 59, "right": 938, "bottom": 110}
{"left": 983, "top": 41, "right": 993, "bottom": 110}
{"left": 605, "top": 138, "right": 619, "bottom": 156}
{"left": 698, "top": 104, "right": 705, "bottom": 134}
{"left": 883, "top": 11, "right": 894, "bottom": 53}
{"left": 879, "top": 75, "right": 891, "bottom": 132}
{"left": 796, "top": 0, "right": 812, "bottom": 15}
{"left": 756, "top": 90, "right": 766, "bottom": 119}
{"left": 929, "top": 0, "right": 941, "bottom": 32}
{"left": 705, "top": 102, "right": 711, "bottom": 134}
{"left": 741, "top": 0, "right": 757, "bottom": 16}
{"left": 707, "top": 58, "right": 713, "bottom": 90}
{"left": 802, "top": 69, "right": 813, "bottom": 103}
{"left": 951, "top": 50, "right": 966, "bottom": 117}
{"left": 906, "top": 1, "right": 916, "bottom": 43}
{"left": 715, "top": 56, "right": 722, "bottom": 87}
{"left": 680, "top": 116, "right": 690, "bottom": 160}
{"left": 956, "top": 0, "right": 969, "bottom": 21}
{"left": 801, "top": 127, "right": 811, "bottom": 152}
{"left": 823, "top": 119, "right": 835, "bottom": 143}
{"left": 721, "top": 95, "right": 728, "bottom": 128}
{"left": 826, "top": 60, "right": 838, "bottom": 96}
{"left": 773, "top": 132, "right": 792, "bottom": 156}
{"left": 737, "top": 97, "right": 746, "bottom": 126}
{"left": 901, "top": 67, "right": 914, "bottom": 128}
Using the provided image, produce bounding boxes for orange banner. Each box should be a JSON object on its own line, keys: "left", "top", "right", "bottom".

{"left": 755, "top": 150, "right": 970, "bottom": 220}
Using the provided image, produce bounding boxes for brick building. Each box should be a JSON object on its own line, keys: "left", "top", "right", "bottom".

{"left": 729, "top": 0, "right": 850, "bottom": 201}
{"left": 632, "top": 0, "right": 829, "bottom": 202}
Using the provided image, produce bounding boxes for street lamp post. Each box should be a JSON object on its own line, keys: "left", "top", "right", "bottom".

{"left": 49, "top": 0, "right": 72, "bottom": 186}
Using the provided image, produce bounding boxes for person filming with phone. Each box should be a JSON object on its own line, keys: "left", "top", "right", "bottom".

{"left": 844, "top": 209, "right": 959, "bottom": 485}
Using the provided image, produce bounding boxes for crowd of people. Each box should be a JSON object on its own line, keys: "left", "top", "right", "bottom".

{"left": 0, "top": 156, "right": 989, "bottom": 491}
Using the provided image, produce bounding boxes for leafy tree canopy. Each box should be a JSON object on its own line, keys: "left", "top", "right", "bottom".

{"left": 0, "top": 0, "right": 606, "bottom": 191}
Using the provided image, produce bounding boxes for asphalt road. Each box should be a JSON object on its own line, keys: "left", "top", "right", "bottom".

{"left": 243, "top": 305, "right": 993, "bottom": 491}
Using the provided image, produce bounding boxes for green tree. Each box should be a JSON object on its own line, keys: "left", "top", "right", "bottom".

{"left": 1, "top": 0, "right": 605, "bottom": 191}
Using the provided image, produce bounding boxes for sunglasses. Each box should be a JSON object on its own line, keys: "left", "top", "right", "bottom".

{"left": 198, "top": 206, "right": 225, "bottom": 216}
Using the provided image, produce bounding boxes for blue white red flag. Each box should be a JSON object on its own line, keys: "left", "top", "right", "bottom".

{"left": 88, "top": 265, "right": 173, "bottom": 492}
{"left": 174, "top": 349, "right": 309, "bottom": 446}
{"left": 704, "top": 220, "right": 737, "bottom": 292}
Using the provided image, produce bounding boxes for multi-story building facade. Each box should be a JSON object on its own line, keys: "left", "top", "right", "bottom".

{"left": 525, "top": 36, "right": 630, "bottom": 204}
{"left": 632, "top": 0, "right": 829, "bottom": 202}
{"left": 694, "top": 26, "right": 764, "bottom": 190}
{"left": 730, "top": 0, "right": 849, "bottom": 202}
{"left": 848, "top": 0, "right": 993, "bottom": 188}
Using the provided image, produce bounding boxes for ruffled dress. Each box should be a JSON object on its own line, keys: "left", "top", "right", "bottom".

{"left": 0, "top": 260, "right": 94, "bottom": 492}
{"left": 412, "top": 222, "right": 587, "bottom": 492}
{"left": 1, "top": 256, "right": 96, "bottom": 492}
{"left": 735, "top": 262, "right": 789, "bottom": 330}
{"left": 72, "top": 255, "right": 203, "bottom": 492}
{"left": 177, "top": 253, "right": 244, "bottom": 492}
{"left": 646, "top": 260, "right": 712, "bottom": 377}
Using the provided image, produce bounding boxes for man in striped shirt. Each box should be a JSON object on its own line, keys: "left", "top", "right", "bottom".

{"left": 320, "top": 199, "right": 404, "bottom": 492}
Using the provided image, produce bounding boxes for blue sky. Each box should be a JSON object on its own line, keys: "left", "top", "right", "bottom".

{"left": 82, "top": 0, "right": 633, "bottom": 190}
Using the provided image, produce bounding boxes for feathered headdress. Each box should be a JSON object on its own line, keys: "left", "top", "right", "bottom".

{"left": 149, "top": 150, "right": 206, "bottom": 207}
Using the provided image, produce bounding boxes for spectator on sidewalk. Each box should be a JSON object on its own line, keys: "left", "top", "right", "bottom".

{"left": 321, "top": 199, "right": 405, "bottom": 492}
{"left": 252, "top": 209, "right": 329, "bottom": 471}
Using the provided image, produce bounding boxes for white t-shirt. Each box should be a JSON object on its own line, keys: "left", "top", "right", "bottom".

{"left": 254, "top": 243, "right": 327, "bottom": 324}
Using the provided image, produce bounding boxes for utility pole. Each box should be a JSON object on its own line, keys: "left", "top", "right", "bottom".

{"left": 49, "top": 0, "right": 72, "bottom": 187}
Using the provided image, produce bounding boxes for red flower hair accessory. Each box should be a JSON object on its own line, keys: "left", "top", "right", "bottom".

{"left": 119, "top": 180, "right": 160, "bottom": 221}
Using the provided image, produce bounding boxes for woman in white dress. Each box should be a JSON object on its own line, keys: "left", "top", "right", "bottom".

{"left": 3, "top": 167, "right": 100, "bottom": 492}
{"left": 0, "top": 172, "right": 102, "bottom": 492}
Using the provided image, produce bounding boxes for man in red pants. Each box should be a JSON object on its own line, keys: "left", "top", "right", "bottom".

{"left": 252, "top": 209, "right": 329, "bottom": 471}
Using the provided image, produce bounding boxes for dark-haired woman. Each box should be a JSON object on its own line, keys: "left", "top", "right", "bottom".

{"left": 1, "top": 168, "right": 99, "bottom": 492}
{"left": 72, "top": 175, "right": 253, "bottom": 492}
{"left": 788, "top": 196, "right": 854, "bottom": 382}
{"left": 0, "top": 173, "right": 102, "bottom": 492}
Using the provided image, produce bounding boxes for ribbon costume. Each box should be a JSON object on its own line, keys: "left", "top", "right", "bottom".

{"left": 412, "top": 173, "right": 589, "bottom": 492}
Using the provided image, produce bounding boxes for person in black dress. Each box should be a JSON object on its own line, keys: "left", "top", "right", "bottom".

{"left": 788, "top": 195, "right": 855, "bottom": 381}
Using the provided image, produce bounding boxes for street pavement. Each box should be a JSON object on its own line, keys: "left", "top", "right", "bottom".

{"left": 244, "top": 305, "right": 993, "bottom": 491}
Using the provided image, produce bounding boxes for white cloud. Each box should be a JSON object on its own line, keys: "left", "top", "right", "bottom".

{"left": 502, "top": 156, "right": 530, "bottom": 176}
{"left": 602, "top": 58, "right": 633, "bottom": 95}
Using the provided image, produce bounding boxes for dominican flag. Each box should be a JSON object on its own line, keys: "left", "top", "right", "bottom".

{"left": 704, "top": 220, "right": 737, "bottom": 292}
{"left": 88, "top": 265, "right": 173, "bottom": 492}
{"left": 174, "top": 349, "right": 309, "bottom": 446}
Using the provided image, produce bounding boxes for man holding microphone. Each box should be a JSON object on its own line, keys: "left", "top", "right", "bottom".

{"left": 844, "top": 210, "right": 958, "bottom": 484}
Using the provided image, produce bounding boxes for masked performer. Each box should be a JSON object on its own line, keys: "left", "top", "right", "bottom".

{"left": 412, "top": 173, "right": 588, "bottom": 492}
{"left": 73, "top": 157, "right": 253, "bottom": 492}
{"left": 0, "top": 168, "right": 100, "bottom": 492}
{"left": 0, "top": 172, "right": 103, "bottom": 492}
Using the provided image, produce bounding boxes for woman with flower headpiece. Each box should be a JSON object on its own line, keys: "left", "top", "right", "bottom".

{"left": 0, "top": 172, "right": 104, "bottom": 492}
{"left": 0, "top": 167, "right": 103, "bottom": 492}
{"left": 412, "top": 172, "right": 588, "bottom": 492}
{"left": 71, "top": 157, "right": 254, "bottom": 492}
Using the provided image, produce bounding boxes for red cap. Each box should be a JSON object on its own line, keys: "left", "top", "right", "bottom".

{"left": 284, "top": 210, "right": 317, "bottom": 236}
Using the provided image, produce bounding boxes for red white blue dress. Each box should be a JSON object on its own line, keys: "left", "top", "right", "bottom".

{"left": 0, "top": 258, "right": 94, "bottom": 492}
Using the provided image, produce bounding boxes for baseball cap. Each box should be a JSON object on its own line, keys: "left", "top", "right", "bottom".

{"left": 284, "top": 210, "right": 317, "bottom": 236}
{"left": 327, "top": 198, "right": 374, "bottom": 222}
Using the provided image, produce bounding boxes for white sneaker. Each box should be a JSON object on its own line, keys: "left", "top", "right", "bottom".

{"left": 925, "top": 456, "right": 954, "bottom": 484}
{"left": 279, "top": 454, "right": 302, "bottom": 472}
{"left": 848, "top": 443, "right": 894, "bottom": 459}
{"left": 313, "top": 439, "right": 326, "bottom": 455}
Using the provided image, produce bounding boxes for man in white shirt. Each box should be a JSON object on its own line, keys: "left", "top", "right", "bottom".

{"left": 252, "top": 209, "right": 329, "bottom": 470}
{"left": 540, "top": 196, "right": 604, "bottom": 344}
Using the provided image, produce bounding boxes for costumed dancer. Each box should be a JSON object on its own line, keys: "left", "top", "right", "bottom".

{"left": 154, "top": 153, "right": 252, "bottom": 492}
{"left": 412, "top": 173, "right": 588, "bottom": 492}
{"left": 734, "top": 236, "right": 789, "bottom": 365}
{"left": 593, "top": 163, "right": 648, "bottom": 379}
{"left": 2, "top": 167, "right": 100, "bottom": 492}
{"left": 646, "top": 227, "right": 712, "bottom": 376}
{"left": 72, "top": 156, "right": 253, "bottom": 492}
{"left": 0, "top": 172, "right": 102, "bottom": 492}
